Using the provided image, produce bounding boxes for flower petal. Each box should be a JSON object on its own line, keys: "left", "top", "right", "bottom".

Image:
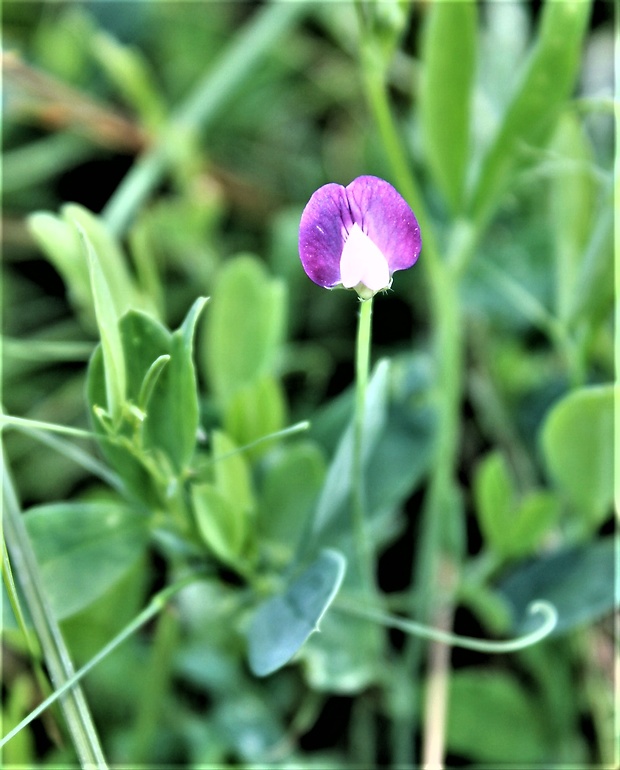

{"left": 345, "top": 176, "right": 421, "bottom": 274}
{"left": 340, "top": 223, "right": 390, "bottom": 293}
{"left": 298, "top": 183, "right": 350, "bottom": 288}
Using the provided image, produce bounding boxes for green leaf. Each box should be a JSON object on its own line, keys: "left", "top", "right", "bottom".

{"left": 247, "top": 549, "right": 346, "bottom": 677}
{"left": 191, "top": 431, "right": 255, "bottom": 566}
{"left": 27, "top": 212, "right": 92, "bottom": 324}
{"left": 63, "top": 203, "right": 149, "bottom": 317}
{"left": 311, "top": 359, "right": 390, "bottom": 541}
{"left": 210, "top": 430, "right": 255, "bottom": 517}
{"left": 87, "top": 344, "right": 168, "bottom": 508}
{"left": 419, "top": 0, "right": 477, "bottom": 213}
{"left": 203, "top": 254, "right": 286, "bottom": 404}
{"left": 446, "top": 670, "right": 549, "bottom": 763}
{"left": 473, "top": 451, "right": 516, "bottom": 551}
{"left": 75, "top": 219, "right": 126, "bottom": 423}
{"left": 257, "top": 442, "right": 326, "bottom": 555}
{"left": 143, "top": 298, "right": 206, "bottom": 472}
{"left": 498, "top": 536, "right": 616, "bottom": 635}
{"left": 23, "top": 502, "right": 150, "bottom": 620}
{"left": 474, "top": 452, "right": 560, "bottom": 558}
{"left": 87, "top": 303, "right": 205, "bottom": 483}
{"left": 300, "top": 608, "right": 382, "bottom": 694}
{"left": 548, "top": 113, "right": 597, "bottom": 324}
{"left": 509, "top": 491, "right": 561, "bottom": 557}
{"left": 366, "top": 354, "right": 435, "bottom": 517}
{"left": 541, "top": 384, "right": 614, "bottom": 527}
{"left": 28, "top": 205, "right": 151, "bottom": 330}
{"left": 470, "top": 0, "right": 592, "bottom": 226}
{"left": 92, "top": 31, "right": 166, "bottom": 130}
{"left": 568, "top": 185, "right": 613, "bottom": 328}
{"left": 192, "top": 483, "right": 247, "bottom": 567}
{"left": 223, "top": 375, "right": 286, "bottom": 460}
{"left": 117, "top": 311, "right": 171, "bottom": 404}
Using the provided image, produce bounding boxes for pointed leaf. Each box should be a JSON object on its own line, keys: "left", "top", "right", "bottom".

{"left": 470, "top": 0, "right": 592, "bottom": 226}
{"left": 419, "top": 0, "right": 477, "bottom": 212}
{"left": 75, "top": 220, "right": 126, "bottom": 422}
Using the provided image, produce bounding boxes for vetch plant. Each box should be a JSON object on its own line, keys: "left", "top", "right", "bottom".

{"left": 2, "top": 1, "right": 614, "bottom": 767}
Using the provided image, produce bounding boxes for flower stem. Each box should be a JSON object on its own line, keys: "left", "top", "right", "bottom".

{"left": 352, "top": 297, "right": 375, "bottom": 595}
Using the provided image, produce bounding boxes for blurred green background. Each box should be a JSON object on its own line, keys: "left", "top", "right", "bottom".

{"left": 2, "top": 1, "right": 615, "bottom": 767}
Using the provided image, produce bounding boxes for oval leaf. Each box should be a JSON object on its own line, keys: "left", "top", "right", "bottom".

{"left": 541, "top": 384, "right": 613, "bottom": 527}
{"left": 247, "top": 549, "right": 346, "bottom": 677}
{"left": 24, "top": 501, "right": 150, "bottom": 620}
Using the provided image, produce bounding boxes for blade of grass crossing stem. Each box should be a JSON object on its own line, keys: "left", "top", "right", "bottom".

{"left": 2, "top": 451, "right": 108, "bottom": 768}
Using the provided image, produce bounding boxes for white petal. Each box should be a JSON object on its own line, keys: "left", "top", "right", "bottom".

{"left": 340, "top": 224, "right": 390, "bottom": 293}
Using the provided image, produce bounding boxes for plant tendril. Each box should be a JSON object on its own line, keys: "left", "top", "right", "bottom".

{"left": 335, "top": 598, "right": 558, "bottom": 653}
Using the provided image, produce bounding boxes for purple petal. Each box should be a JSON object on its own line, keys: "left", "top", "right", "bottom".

{"left": 345, "top": 176, "right": 421, "bottom": 274}
{"left": 298, "top": 175, "right": 421, "bottom": 291}
{"left": 298, "top": 183, "right": 350, "bottom": 288}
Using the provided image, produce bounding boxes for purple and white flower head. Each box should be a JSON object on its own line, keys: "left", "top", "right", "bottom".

{"left": 298, "top": 175, "right": 421, "bottom": 300}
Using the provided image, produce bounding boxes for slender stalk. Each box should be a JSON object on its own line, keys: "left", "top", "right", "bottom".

{"left": 0, "top": 575, "right": 200, "bottom": 752}
{"left": 130, "top": 608, "right": 179, "bottom": 764}
{"left": 334, "top": 597, "right": 558, "bottom": 653}
{"left": 357, "top": 28, "right": 474, "bottom": 767}
{"left": 1, "top": 539, "right": 60, "bottom": 744}
{"left": 102, "top": 0, "right": 310, "bottom": 237}
{"left": 2, "top": 452, "right": 108, "bottom": 768}
{"left": 421, "top": 560, "right": 457, "bottom": 769}
{"left": 352, "top": 298, "right": 375, "bottom": 595}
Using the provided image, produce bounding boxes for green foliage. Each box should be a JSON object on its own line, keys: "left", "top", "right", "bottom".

{"left": 248, "top": 549, "right": 346, "bottom": 677}
{"left": 446, "top": 669, "right": 549, "bottom": 763}
{"left": 202, "top": 254, "right": 286, "bottom": 406}
{"left": 13, "top": 502, "right": 149, "bottom": 621}
{"left": 87, "top": 299, "right": 206, "bottom": 506}
{"left": 192, "top": 431, "right": 256, "bottom": 568}
{"left": 2, "top": 0, "right": 614, "bottom": 766}
{"left": 499, "top": 536, "right": 615, "bottom": 635}
{"left": 541, "top": 385, "right": 613, "bottom": 529}
{"left": 470, "top": 0, "right": 592, "bottom": 226}
{"left": 419, "top": 1, "right": 477, "bottom": 214}
{"left": 474, "top": 451, "right": 560, "bottom": 559}
{"left": 257, "top": 441, "right": 326, "bottom": 559}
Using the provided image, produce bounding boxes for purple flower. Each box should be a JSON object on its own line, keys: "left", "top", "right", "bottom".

{"left": 298, "top": 175, "right": 421, "bottom": 300}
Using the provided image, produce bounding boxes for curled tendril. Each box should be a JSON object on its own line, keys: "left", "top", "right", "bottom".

{"left": 335, "top": 599, "right": 558, "bottom": 653}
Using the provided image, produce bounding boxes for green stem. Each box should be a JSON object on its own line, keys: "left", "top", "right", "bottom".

{"left": 358, "top": 30, "right": 474, "bottom": 767}
{"left": 352, "top": 297, "right": 375, "bottom": 594}
{"left": 0, "top": 574, "right": 201, "bottom": 752}
{"left": 335, "top": 598, "right": 558, "bottom": 653}
{"left": 2, "top": 451, "right": 108, "bottom": 768}
{"left": 396, "top": 256, "right": 464, "bottom": 766}
{"left": 102, "top": 0, "right": 310, "bottom": 237}
{"left": 359, "top": 43, "right": 442, "bottom": 286}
